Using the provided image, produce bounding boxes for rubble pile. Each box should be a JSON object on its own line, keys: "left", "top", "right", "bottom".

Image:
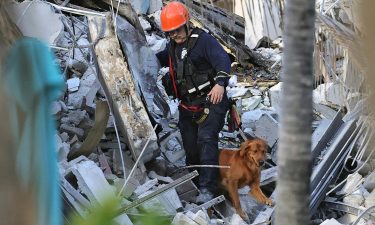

{"left": 3, "top": 0, "right": 374, "bottom": 224}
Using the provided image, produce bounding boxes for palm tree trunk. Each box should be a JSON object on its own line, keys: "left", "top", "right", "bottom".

{"left": 275, "top": 0, "right": 316, "bottom": 225}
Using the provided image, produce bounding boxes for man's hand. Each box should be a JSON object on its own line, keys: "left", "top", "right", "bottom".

{"left": 208, "top": 84, "right": 225, "bottom": 104}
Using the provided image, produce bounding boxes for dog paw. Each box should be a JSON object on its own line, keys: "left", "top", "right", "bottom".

{"left": 264, "top": 198, "right": 273, "bottom": 206}
{"left": 238, "top": 210, "right": 247, "bottom": 220}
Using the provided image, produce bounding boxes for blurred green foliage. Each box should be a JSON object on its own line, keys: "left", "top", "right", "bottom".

{"left": 68, "top": 196, "right": 172, "bottom": 225}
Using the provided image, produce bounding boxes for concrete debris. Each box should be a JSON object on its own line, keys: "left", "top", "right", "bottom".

{"left": 269, "top": 82, "right": 282, "bottom": 112}
{"left": 241, "top": 96, "right": 262, "bottom": 111}
{"left": 241, "top": 109, "right": 272, "bottom": 129}
{"left": 364, "top": 171, "right": 375, "bottom": 192}
{"left": 56, "top": 134, "right": 70, "bottom": 162}
{"left": 88, "top": 14, "right": 159, "bottom": 163}
{"left": 65, "top": 110, "right": 87, "bottom": 126}
{"left": 60, "top": 124, "right": 85, "bottom": 139}
{"left": 141, "top": 184, "right": 183, "bottom": 214}
{"left": 51, "top": 101, "right": 62, "bottom": 118}
{"left": 148, "top": 0, "right": 163, "bottom": 14}
{"left": 138, "top": 16, "right": 151, "bottom": 31}
{"left": 59, "top": 132, "right": 70, "bottom": 143}
{"left": 313, "top": 82, "right": 346, "bottom": 107}
{"left": 227, "top": 86, "right": 249, "bottom": 99}
{"left": 241, "top": 0, "right": 283, "bottom": 49}
{"left": 14, "top": 0, "right": 368, "bottom": 224}
{"left": 146, "top": 33, "right": 167, "bottom": 53}
{"left": 320, "top": 218, "right": 343, "bottom": 225}
{"left": 5, "top": 0, "right": 63, "bottom": 45}
{"left": 113, "top": 177, "right": 139, "bottom": 198}
{"left": 133, "top": 178, "right": 159, "bottom": 197}
{"left": 337, "top": 172, "right": 363, "bottom": 195}
{"left": 256, "top": 47, "right": 282, "bottom": 62}
{"left": 253, "top": 113, "right": 279, "bottom": 148}
{"left": 148, "top": 171, "right": 174, "bottom": 183}
{"left": 160, "top": 130, "right": 185, "bottom": 163}
{"left": 171, "top": 212, "right": 197, "bottom": 225}
{"left": 230, "top": 213, "right": 248, "bottom": 225}
{"left": 67, "top": 77, "right": 80, "bottom": 92}
{"left": 314, "top": 103, "right": 338, "bottom": 120}
{"left": 67, "top": 158, "right": 115, "bottom": 205}
{"left": 365, "top": 189, "right": 375, "bottom": 208}
{"left": 68, "top": 72, "right": 100, "bottom": 109}
{"left": 343, "top": 189, "right": 364, "bottom": 207}
{"left": 169, "top": 171, "right": 198, "bottom": 203}
{"left": 129, "top": 0, "right": 150, "bottom": 15}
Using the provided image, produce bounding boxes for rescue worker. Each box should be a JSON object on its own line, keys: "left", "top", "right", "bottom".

{"left": 156, "top": 1, "right": 231, "bottom": 203}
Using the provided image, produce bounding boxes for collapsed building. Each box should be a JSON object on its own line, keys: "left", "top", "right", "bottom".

{"left": 1, "top": 0, "right": 374, "bottom": 224}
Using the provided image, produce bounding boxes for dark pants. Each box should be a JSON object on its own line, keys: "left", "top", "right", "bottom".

{"left": 178, "top": 95, "right": 229, "bottom": 193}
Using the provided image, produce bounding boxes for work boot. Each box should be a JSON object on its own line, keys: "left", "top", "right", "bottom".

{"left": 196, "top": 188, "right": 214, "bottom": 204}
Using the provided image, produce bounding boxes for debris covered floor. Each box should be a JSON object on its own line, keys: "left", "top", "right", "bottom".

{"left": 3, "top": 0, "right": 375, "bottom": 224}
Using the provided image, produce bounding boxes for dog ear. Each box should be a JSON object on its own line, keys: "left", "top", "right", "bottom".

{"left": 239, "top": 141, "right": 250, "bottom": 157}
{"left": 239, "top": 147, "right": 246, "bottom": 157}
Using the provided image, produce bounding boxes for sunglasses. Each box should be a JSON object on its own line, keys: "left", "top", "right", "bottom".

{"left": 166, "top": 26, "right": 185, "bottom": 36}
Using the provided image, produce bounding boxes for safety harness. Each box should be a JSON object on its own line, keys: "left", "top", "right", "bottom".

{"left": 168, "top": 28, "right": 214, "bottom": 123}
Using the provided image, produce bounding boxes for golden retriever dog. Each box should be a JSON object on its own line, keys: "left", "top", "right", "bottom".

{"left": 219, "top": 138, "right": 272, "bottom": 218}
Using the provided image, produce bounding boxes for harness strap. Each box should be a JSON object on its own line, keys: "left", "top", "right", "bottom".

{"left": 179, "top": 102, "right": 202, "bottom": 112}
{"left": 169, "top": 55, "right": 179, "bottom": 98}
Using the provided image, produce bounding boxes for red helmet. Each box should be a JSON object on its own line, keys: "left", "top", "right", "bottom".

{"left": 160, "top": 1, "right": 189, "bottom": 32}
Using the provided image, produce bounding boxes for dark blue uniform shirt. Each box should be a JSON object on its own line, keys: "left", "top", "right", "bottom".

{"left": 156, "top": 31, "right": 231, "bottom": 86}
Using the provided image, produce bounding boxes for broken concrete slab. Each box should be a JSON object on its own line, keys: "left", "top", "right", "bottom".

{"left": 69, "top": 159, "right": 115, "bottom": 205}
{"left": 66, "top": 110, "right": 87, "bottom": 126}
{"left": 64, "top": 157, "right": 134, "bottom": 225}
{"left": 364, "top": 171, "right": 375, "bottom": 192}
{"left": 337, "top": 172, "right": 363, "bottom": 195}
{"left": 133, "top": 178, "right": 158, "bottom": 197}
{"left": 51, "top": 100, "right": 62, "bottom": 115}
{"left": 138, "top": 16, "right": 151, "bottom": 31}
{"left": 254, "top": 113, "right": 279, "bottom": 148}
{"left": 313, "top": 103, "right": 338, "bottom": 120}
{"left": 159, "top": 129, "right": 185, "bottom": 163}
{"left": 67, "top": 77, "right": 80, "bottom": 92}
{"left": 343, "top": 189, "right": 364, "bottom": 207}
{"left": 148, "top": 0, "right": 162, "bottom": 14}
{"left": 121, "top": 171, "right": 198, "bottom": 215}
{"left": 5, "top": 0, "right": 64, "bottom": 45}
{"left": 129, "top": 0, "right": 150, "bottom": 15}
{"left": 241, "top": 0, "right": 282, "bottom": 49}
{"left": 241, "top": 109, "right": 273, "bottom": 130}
{"left": 269, "top": 81, "right": 282, "bottom": 112}
{"left": 116, "top": 15, "right": 170, "bottom": 120}
{"left": 186, "top": 210, "right": 210, "bottom": 225}
{"left": 60, "top": 124, "right": 84, "bottom": 139}
{"left": 113, "top": 177, "right": 139, "bottom": 198}
{"left": 241, "top": 96, "right": 262, "bottom": 111}
{"left": 137, "top": 185, "right": 183, "bottom": 215}
{"left": 313, "top": 82, "right": 346, "bottom": 107}
{"left": 145, "top": 34, "right": 167, "bottom": 54}
{"left": 320, "top": 218, "right": 343, "bottom": 225}
{"left": 172, "top": 212, "right": 197, "bottom": 225}
{"left": 227, "top": 86, "right": 249, "bottom": 99}
{"left": 230, "top": 213, "right": 247, "bottom": 225}
{"left": 99, "top": 142, "right": 126, "bottom": 150}
{"left": 56, "top": 138, "right": 70, "bottom": 162}
{"left": 148, "top": 171, "right": 174, "bottom": 183}
{"left": 365, "top": 188, "right": 375, "bottom": 208}
{"left": 88, "top": 14, "right": 159, "bottom": 163}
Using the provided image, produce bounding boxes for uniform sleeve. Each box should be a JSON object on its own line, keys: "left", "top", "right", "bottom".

{"left": 202, "top": 33, "right": 231, "bottom": 86}
{"left": 156, "top": 44, "right": 170, "bottom": 68}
